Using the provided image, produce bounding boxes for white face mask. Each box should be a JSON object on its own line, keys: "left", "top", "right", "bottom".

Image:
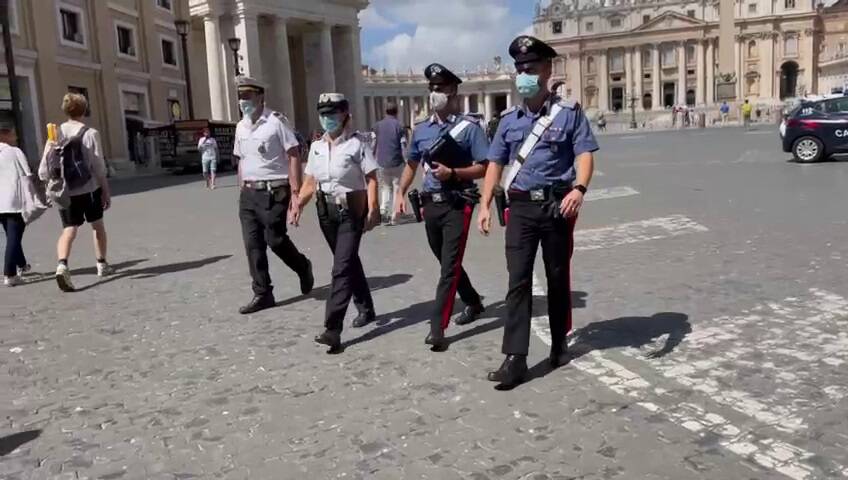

{"left": 429, "top": 91, "right": 449, "bottom": 111}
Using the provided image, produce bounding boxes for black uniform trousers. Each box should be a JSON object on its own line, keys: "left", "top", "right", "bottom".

{"left": 239, "top": 186, "right": 310, "bottom": 297}
{"left": 502, "top": 198, "right": 576, "bottom": 356}
{"left": 423, "top": 198, "right": 482, "bottom": 335}
{"left": 318, "top": 205, "right": 374, "bottom": 332}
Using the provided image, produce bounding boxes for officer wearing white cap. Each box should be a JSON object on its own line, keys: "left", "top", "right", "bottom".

{"left": 234, "top": 75, "right": 314, "bottom": 315}
{"left": 297, "top": 93, "right": 380, "bottom": 353}
{"left": 478, "top": 35, "right": 599, "bottom": 389}
{"left": 394, "top": 63, "right": 490, "bottom": 352}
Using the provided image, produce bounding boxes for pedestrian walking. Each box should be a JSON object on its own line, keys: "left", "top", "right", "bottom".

{"left": 720, "top": 101, "right": 730, "bottom": 125}
{"left": 394, "top": 63, "right": 489, "bottom": 352}
{"left": 297, "top": 93, "right": 380, "bottom": 353}
{"left": 197, "top": 128, "right": 219, "bottom": 190}
{"left": 478, "top": 35, "right": 599, "bottom": 389}
{"left": 372, "top": 102, "right": 405, "bottom": 225}
{"left": 39, "top": 93, "right": 113, "bottom": 292}
{"left": 0, "top": 115, "right": 33, "bottom": 287}
{"left": 596, "top": 112, "right": 607, "bottom": 132}
{"left": 233, "top": 76, "right": 314, "bottom": 314}
{"left": 741, "top": 99, "right": 753, "bottom": 129}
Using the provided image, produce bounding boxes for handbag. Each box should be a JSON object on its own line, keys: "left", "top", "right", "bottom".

{"left": 11, "top": 147, "right": 49, "bottom": 224}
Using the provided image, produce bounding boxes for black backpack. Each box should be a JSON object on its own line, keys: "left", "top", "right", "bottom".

{"left": 59, "top": 127, "right": 92, "bottom": 190}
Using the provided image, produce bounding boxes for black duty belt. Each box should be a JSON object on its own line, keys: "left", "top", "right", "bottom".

{"left": 420, "top": 191, "right": 452, "bottom": 205}
{"left": 243, "top": 179, "right": 289, "bottom": 190}
{"left": 509, "top": 185, "right": 572, "bottom": 202}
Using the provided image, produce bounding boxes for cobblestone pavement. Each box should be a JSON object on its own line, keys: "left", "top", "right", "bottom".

{"left": 2, "top": 126, "right": 848, "bottom": 479}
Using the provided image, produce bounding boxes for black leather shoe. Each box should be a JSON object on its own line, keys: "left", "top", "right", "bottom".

{"left": 487, "top": 355, "right": 528, "bottom": 389}
{"left": 455, "top": 302, "right": 485, "bottom": 326}
{"left": 352, "top": 311, "right": 376, "bottom": 328}
{"left": 314, "top": 329, "right": 342, "bottom": 353}
{"left": 425, "top": 331, "right": 449, "bottom": 352}
{"left": 238, "top": 294, "right": 276, "bottom": 315}
{"left": 300, "top": 259, "right": 315, "bottom": 295}
{"left": 549, "top": 342, "right": 570, "bottom": 368}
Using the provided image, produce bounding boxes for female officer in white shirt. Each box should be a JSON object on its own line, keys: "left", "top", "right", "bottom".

{"left": 297, "top": 93, "right": 380, "bottom": 353}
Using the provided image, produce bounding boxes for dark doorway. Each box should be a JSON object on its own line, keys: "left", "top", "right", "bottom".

{"left": 125, "top": 117, "right": 147, "bottom": 166}
{"left": 611, "top": 87, "right": 624, "bottom": 111}
{"left": 663, "top": 82, "right": 676, "bottom": 107}
{"left": 643, "top": 92, "right": 653, "bottom": 110}
{"left": 686, "top": 89, "right": 696, "bottom": 106}
{"left": 494, "top": 94, "right": 508, "bottom": 116}
{"left": 780, "top": 61, "right": 799, "bottom": 99}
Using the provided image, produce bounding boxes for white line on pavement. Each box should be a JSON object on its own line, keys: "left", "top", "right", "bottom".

{"left": 745, "top": 130, "right": 775, "bottom": 135}
{"left": 529, "top": 273, "right": 843, "bottom": 480}
{"left": 620, "top": 135, "right": 647, "bottom": 140}
{"left": 585, "top": 186, "right": 639, "bottom": 202}
{"left": 575, "top": 215, "right": 708, "bottom": 251}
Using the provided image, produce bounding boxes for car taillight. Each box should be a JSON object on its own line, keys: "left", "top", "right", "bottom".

{"left": 785, "top": 119, "right": 821, "bottom": 129}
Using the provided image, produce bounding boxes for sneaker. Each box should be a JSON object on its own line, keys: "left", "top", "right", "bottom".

{"left": 96, "top": 262, "right": 114, "bottom": 277}
{"left": 4, "top": 276, "right": 23, "bottom": 287}
{"left": 56, "top": 264, "right": 75, "bottom": 292}
{"left": 16, "top": 264, "right": 31, "bottom": 277}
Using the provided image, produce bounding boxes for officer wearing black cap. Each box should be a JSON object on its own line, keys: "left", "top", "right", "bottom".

{"left": 478, "top": 36, "right": 599, "bottom": 389}
{"left": 394, "top": 63, "right": 489, "bottom": 352}
{"left": 234, "top": 76, "right": 314, "bottom": 315}
{"left": 297, "top": 93, "right": 380, "bottom": 353}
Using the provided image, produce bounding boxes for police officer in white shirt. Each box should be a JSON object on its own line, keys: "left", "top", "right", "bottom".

{"left": 298, "top": 93, "right": 381, "bottom": 353}
{"left": 234, "top": 76, "right": 314, "bottom": 315}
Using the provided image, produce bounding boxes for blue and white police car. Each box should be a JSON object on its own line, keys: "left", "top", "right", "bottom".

{"left": 780, "top": 92, "right": 848, "bottom": 163}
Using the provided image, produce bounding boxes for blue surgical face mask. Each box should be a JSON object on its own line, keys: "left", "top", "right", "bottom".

{"left": 320, "top": 114, "right": 344, "bottom": 134}
{"left": 239, "top": 100, "right": 257, "bottom": 117}
{"left": 516, "top": 73, "right": 541, "bottom": 98}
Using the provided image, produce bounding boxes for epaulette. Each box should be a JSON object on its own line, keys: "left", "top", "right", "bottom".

{"left": 271, "top": 111, "right": 291, "bottom": 123}
{"left": 558, "top": 99, "right": 579, "bottom": 110}
{"left": 500, "top": 105, "right": 518, "bottom": 117}
{"left": 414, "top": 116, "right": 429, "bottom": 125}
{"left": 352, "top": 131, "right": 370, "bottom": 142}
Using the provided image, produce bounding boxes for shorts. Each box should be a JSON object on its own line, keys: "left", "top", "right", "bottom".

{"left": 59, "top": 189, "right": 104, "bottom": 228}
{"left": 202, "top": 158, "right": 217, "bottom": 174}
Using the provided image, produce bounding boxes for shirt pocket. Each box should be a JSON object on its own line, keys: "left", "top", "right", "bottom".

{"left": 505, "top": 129, "right": 525, "bottom": 160}
{"left": 541, "top": 127, "right": 571, "bottom": 155}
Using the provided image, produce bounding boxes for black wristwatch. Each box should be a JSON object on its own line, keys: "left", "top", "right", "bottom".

{"left": 574, "top": 184, "right": 587, "bottom": 195}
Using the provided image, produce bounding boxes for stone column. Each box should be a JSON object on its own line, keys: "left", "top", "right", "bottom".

{"left": 319, "top": 23, "right": 336, "bottom": 93}
{"left": 706, "top": 39, "right": 715, "bottom": 104}
{"left": 735, "top": 37, "right": 743, "bottom": 99}
{"left": 677, "top": 41, "right": 687, "bottom": 105}
{"left": 272, "top": 17, "right": 295, "bottom": 120}
{"left": 484, "top": 93, "right": 494, "bottom": 121}
{"left": 634, "top": 47, "right": 643, "bottom": 109}
{"left": 463, "top": 95, "right": 471, "bottom": 113}
{"left": 234, "top": 12, "right": 262, "bottom": 80}
{"left": 204, "top": 15, "right": 227, "bottom": 121}
{"left": 625, "top": 48, "right": 633, "bottom": 101}
{"left": 350, "top": 27, "right": 367, "bottom": 128}
{"left": 570, "top": 53, "right": 583, "bottom": 104}
{"left": 696, "top": 40, "right": 706, "bottom": 105}
{"left": 652, "top": 44, "right": 661, "bottom": 110}
{"left": 407, "top": 96, "right": 415, "bottom": 126}
{"left": 599, "top": 50, "right": 609, "bottom": 111}
{"left": 423, "top": 96, "right": 430, "bottom": 116}
{"left": 802, "top": 30, "right": 816, "bottom": 96}
{"left": 364, "top": 96, "right": 373, "bottom": 127}
{"left": 762, "top": 34, "right": 775, "bottom": 101}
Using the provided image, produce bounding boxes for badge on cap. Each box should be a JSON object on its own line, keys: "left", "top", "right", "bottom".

{"left": 432, "top": 65, "right": 443, "bottom": 74}
{"left": 519, "top": 37, "right": 534, "bottom": 53}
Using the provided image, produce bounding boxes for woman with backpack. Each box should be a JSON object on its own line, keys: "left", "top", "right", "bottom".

{"left": 39, "top": 93, "right": 113, "bottom": 292}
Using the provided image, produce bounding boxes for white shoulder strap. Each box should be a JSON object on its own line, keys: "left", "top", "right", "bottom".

{"left": 448, "top": 119, "right": 472, "bottom": 139}
{"left": 502, "top": 103, "right": 565, "bottom": 191}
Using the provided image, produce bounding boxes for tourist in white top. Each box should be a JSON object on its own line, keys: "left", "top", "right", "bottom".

{"left": 0, "top": 117, "right": 32, "bottom": 286}
{"left": 39, "top": 93, "right": 113, "bottom": 292}
{"left": 197, "top": 127, "right": 219, "bottom": 189}
{"left": 297, "top": 93, "right": 380, "bottom": 353}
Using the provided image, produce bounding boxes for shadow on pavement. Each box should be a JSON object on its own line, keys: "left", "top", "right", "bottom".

{"left": 0, "top": 430, "right": 41, "bottom": 456}
{"left": 110, "top": 172, "right": 237, "bottom": 197}
{"left": 274, "top": 273, "right": 414, "bottom": 309}
{"left": 23, "top": 259, "right": 149, "bottom": 286}
{"left": 75, "top": 255, "right": 232, "bottom": 292}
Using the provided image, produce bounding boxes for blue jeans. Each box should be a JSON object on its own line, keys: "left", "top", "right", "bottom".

{"left": 0, "top": 213, "right": 26, "bottom": 277}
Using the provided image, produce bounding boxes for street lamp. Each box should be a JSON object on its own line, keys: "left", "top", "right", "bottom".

{"left": 626, "top": 94, "right": 638, "bottom": 130}
{"left": 0, "top": 0, "right": 24, "bottom": 149}
{"left": 174, "top": 19, "right": 194, "bottom": 120}
{"left": 227, "top": 37, "right": 242, "bottom": 77}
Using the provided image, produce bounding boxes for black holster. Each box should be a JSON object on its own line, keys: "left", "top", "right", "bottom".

{"left": 494, "top": 187, "right": 508, "bottom": 227}
{"left": 408, "top": 189, "right": 423, "bottom": 222}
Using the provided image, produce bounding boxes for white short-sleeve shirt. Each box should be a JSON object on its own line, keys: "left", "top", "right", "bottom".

{"left": 305, "top": 131, "right": 378, "bottom": 199}
{"left": 234, "top": 108, "right": 299, "bottom": 181}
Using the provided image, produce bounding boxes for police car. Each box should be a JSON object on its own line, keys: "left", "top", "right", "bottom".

{"left": 780, "top": 92, "right": 848, "bottom": 163}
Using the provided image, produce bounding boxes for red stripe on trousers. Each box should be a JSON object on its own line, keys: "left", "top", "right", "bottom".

{"left": 565, "top": 214, "right": 577, "bottom": 334}
{"left": 440, "top": 204, "right": 474, "bottom": 331}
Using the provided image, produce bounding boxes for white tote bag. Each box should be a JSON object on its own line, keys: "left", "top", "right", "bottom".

{"left": 10, "top": 146, "right": 49, "bottom": 224}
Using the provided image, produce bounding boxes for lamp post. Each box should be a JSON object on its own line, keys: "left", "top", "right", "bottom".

{"left": 0, "top": 0, "right": 24, "bottom": 149}
{"left": 626, "top": 94, "right": 638, "bottom": 130}
{"left": 227, "top": 37, "right": 241, "bottom": 77}
{"left": 174, "top": 19, "right": 194, "bottom": 120}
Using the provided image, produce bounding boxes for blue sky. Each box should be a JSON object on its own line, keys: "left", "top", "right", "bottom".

{"left": 359, "top": 0, "right": 540, "bottom": 72}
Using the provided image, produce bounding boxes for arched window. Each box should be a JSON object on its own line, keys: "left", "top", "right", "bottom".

{"left": 586, "top": 56, "right": 596, "bottom": 74}
{"left": 748, "top": 40, "right": 759, "bottom": 58}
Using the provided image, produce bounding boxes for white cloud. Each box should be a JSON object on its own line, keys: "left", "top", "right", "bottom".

{"left": 364, "top": 0, "right": 531, "bottom": 72}
{"left": 359, "top": 6, "right": 397, "bottom": 30}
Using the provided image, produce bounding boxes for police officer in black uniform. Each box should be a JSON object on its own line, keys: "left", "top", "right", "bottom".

{"left": 394, "top": 63, "right": 490, "bottom": 352}
{"left": 297, "top": 93, "right": 380, "bottom": 353}
{"left": 479, "top": 37, "right": 599, "bottom": 388}
{"left": 234, "top": 76, "right": 314, "bottom": 314}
